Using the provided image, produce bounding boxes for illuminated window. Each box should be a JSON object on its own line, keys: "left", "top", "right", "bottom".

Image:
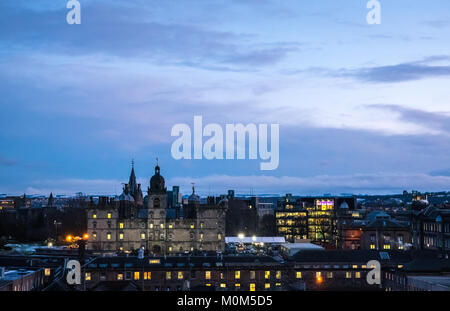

{"left": 265, "top": 271, "right": 270, "bottom": 279}
{"left": 149, "top": 259, "right": 160, "bottom": 264}
{"left": 107, "top": 213, "right": 111, "bottom": 219}
{"left": 316, "top": 272, "right": 321, "bottom": 278}
{"left": 370, "top": 244, "right": 376, "bottom": 249}
{"left": 134, "top": 272, "right": 140, "bottom": 280}
{"left": 149, "top": 223, "right": 154, "bottom": 229}
{"left": 275, "top": 283, "right": 281, "bottom": 286}
{"left": 169, "top": 224, "right": 173, "bottom": 229}
{"left": 250, "top": 271, "right": 256, "bottom": 279}
{"left": 178, "top": 272, "right": 184, "bottom": 280}
{"left": 355, "top": 272, "right": 361, "bottom": 279}
{"left": 265, "top": 283, "right": 270, "bottom": 289}
{"left": 205, "top": 271, "right": 211, "bottom": 280}
{"left": 85, "top": 273, "right": 91, "bottom": 281}
{"left": 346, "top": 272, "right": 352, "bottom": 279}
{"left": 276, "top": 271, "right": 281, "bottom": 279}
{"left": 398, "top": 265, "right": 403, "bottom": 269}
{"left": 119, "top": 233, "right": 124, "bottom": 240}
{"left": 205, "top": 283, "right": 211, "bottom": 287}
{"left": 141, "top": 233, "right": 146, "bottom": 240}
{"left": 235, "top": 283, "right": 240, "bottom": 288}
{"left": 327, "top": 272, "right": 333, "bottom": 279}
{"left": 352, "top": 265, "right": 358, "bottom": 269}
{"left": 44, "top": 268, "right": 51, "bottom": 276}
{"left": 383, "top": 244, "right": 391, "bottom": 250}
{"left": 144, "top": 272, "right": 151, "bottom": 280}
{"left": 200, "top": 222, "right": 204, "bottom": 229}
{"left": 107, "top": 233, "right": 111, "bottom": 240}
{"left": 169, "top": 246, "right": 173, "bottom": 252}
{"left": 93, "top": 232, "right": 97, "bottom": 239}
{"left": 296, "top": 272, "right": 302, "bottom": 279}
{"left": 93, "top": 214, "right": 97, "bottom": 219}
{"left": 200, "top": 233, "right": 204, "bottom": 240}
{"left": 218, "top": 233, "right": 222, "bottom": 240}
{"left": 166, "top": 272, "right": 171, "bottom": 280}
{"left": 220, "top": 283, "right": 226, "bottom": 288}
{"left": 117, "top": 273, "right": 123, "bottom": 280}
{"left": 190, "top": 224, "right": 195, "bottom": 229}
{"left": 160, "top": 223, "right": 164, "bottom": 229}
{"left": 250, "top": 283, "right": 256, "bottom": 291}
{"left": 235, "top": 271, "right": 240, "bottom": 279}
{"left": 220, "top": 273, "right": 224, "bottom": 280}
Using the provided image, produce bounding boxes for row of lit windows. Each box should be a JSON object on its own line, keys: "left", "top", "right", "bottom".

{"left": 369, "top": 244, "right": 403, "bottom": 250}
{"left": 92, "top": 212, "right": 112, "bottom": 219}
{"left": 95, "top": 220, "right": 199, "bottom": 230}
{"left": 87, "top": 271, "right": 283, "bottom": 290}
{"left": 95, "top": 232, "right": 222, "bottom": 242}
{"left": 85, "top": 270, "right": 369, "bottom": 283}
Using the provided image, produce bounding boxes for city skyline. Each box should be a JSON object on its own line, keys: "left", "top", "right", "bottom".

{"left": 1, "top": 0, "right": 450, "bottom": 195}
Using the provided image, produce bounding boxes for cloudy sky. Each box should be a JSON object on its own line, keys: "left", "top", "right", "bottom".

{"left": 1, "top": 0, "right": 450, "bottom": 196}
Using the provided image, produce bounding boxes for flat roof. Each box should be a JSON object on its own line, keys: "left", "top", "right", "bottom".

{"left": 225, "top": 237, "right": 285, "bottom": 244}
{"left": 408, "top": 275, "right": 450, "bottom": 288}
{"left": 281, "top": 243, "right": 325, "bottom": 250}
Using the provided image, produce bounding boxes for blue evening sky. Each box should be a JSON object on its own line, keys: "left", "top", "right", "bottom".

{"left": 1, "top": 0, "right": 450, "bottom": 196}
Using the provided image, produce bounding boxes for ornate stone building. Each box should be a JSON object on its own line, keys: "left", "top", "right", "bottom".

{"left": 86, "top": 163, "right": 227, "bottom": 254}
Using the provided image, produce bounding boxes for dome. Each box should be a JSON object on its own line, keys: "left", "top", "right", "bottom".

{"left": 149, "top": 165, "right": 166, "bottom": 194}
{"left": 188, "top": 185, "right": 200, "bottom": 203}
{"left": 340, "top": 201, "right": 349, "bottom": 209}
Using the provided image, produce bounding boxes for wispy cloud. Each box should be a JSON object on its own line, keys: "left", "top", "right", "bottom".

{"left": 0, "top": 1, "right": 296, "bottom": 71}
{"left": 308, "top": 56, "right": 450, "bottom": 83}
{"left": 21, "top": 172, "right": 450, "bottom": 196}
{"left": 0, "top": 155, "right": 18, "bottom": 167}
{"left": 366, "top": 104, "right": 450, "bottom": 135}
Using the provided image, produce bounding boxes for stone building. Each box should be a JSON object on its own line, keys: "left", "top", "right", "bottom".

{"left": 86, "top": 163, "right": 227, "bottom": 254}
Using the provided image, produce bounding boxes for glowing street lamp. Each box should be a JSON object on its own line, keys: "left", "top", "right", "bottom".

{"left": 238, "top": 233, "right": 245, "bottom": 239}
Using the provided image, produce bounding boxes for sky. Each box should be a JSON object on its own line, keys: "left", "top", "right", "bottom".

{"left": 1, "top": 0, "right": 450, "bottom": 196}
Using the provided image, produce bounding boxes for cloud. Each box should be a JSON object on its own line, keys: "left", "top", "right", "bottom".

{"left": 430, "top": 168, "right": 450, "bottom": 177}
{"left": 422, "top": 20, "right": 450, "bottom": 29}
{"left": 309, "top": 56, "right": 450, "bottom": 83}
{"left": 25, "top": 178, "right": 122, "bottom": 196}
{"left": 169, "top": 173, "right": 450, "bottom": 196}
{"left": 366, "top": 104, "right": 450, "bottom": 135}
{"left": 0, "top": 1, "right": 296, "bottom": 71}
{"left": 15, "top": 172, "right": 450, "bottom": 197}
{"left": 0, "top": 155, "right": 18, "bottom": 167}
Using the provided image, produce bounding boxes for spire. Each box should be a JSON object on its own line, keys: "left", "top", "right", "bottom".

{"left": 155, "top": 158, "right": 160, "bottom": 175}
{"left": 48, "top": 192, "right": 54, "bottom": 207}
{"left": 128, "top": 159, "right": 137, "bottom": 198}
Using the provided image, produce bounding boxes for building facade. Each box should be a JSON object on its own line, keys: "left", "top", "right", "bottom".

{"left": 86, "top": 164, "right": 227, "bottom": 254}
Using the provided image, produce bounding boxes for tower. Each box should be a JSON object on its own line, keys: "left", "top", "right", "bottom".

{"left": 128, "top": 159, "right": 138, "bottom": 198}
{"left": 148, "top": 162, "right": 167, "bottom": 254}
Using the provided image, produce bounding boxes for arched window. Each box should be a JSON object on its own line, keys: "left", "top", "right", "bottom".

{"left": 154, "top": 198, "right": 160, "bottom": 208}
